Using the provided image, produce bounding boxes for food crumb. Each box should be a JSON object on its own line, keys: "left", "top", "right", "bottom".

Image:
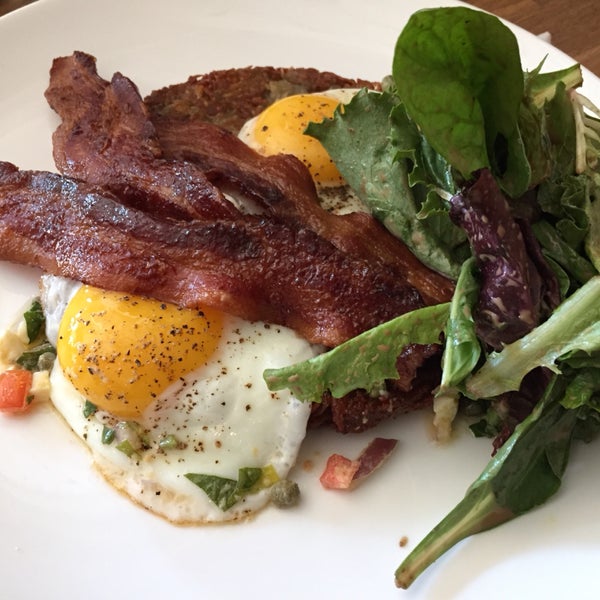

{"left": 302, "top": 459, "right": 314, "bottom": 472}
{"left": 399, "top": 536, "right": 409, "bottom": 547}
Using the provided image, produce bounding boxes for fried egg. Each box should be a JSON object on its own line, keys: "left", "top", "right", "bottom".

{"left": 39, "top": 275, "right": 319, "bottom": 523}
{"left": 238, "top": 89, "right": 368, "bottom": 214}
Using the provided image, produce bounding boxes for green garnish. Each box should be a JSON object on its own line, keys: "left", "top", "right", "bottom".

{"left": 115, "top": 439, "right": 137, "bottom": 458}
{"left": 23, "top": 299, "right": 45, "bottom": 343}
{"left": 158, "top": 434, "right": 180, "bottom": 450}
{"left": 101, "top": 425, "right": 115, "bottom": 445}
{"left": 185, "top": 466, "right": 278, "bottom": 511}
{"left": 16, "top": 342, "right": 56, "bottom": 372}
{"left": 82, "top": 400, "right": 98, "bottom": 418}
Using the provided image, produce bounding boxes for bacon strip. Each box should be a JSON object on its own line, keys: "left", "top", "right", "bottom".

{"left": 45, "top": 52, "right": 454, "bottom": 305}
{"left": 44, "top": 52, "right": 239, "bottom": 222}
{"left": 152, "top": 117, "right": 455, "bottom": 305}
{"left": 0, "top": 161, "right": 427, "bottom": 348}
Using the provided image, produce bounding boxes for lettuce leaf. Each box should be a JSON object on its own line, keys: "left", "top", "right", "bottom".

{"left": 307, "top": 88, "right": 466, "bottom": 279}
{"left": 263, "top": 303, "right": 449, "bottom": 403}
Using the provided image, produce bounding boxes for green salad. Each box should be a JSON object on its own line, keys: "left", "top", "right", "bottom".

{"left": 263, "top": 6, "right": 600, "bottom": 589}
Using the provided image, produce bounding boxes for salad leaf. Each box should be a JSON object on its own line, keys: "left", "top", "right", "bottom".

{"left": 263, "top": 303, "right": 450, "bottom": 403}
{"left": 525, "top": 62, "right": 582, "bottom": 110}
{"left": 585, "top": 174, "right": 600, "bottom": 270}
{"left": 395, "top": 375, "right": 580, "bottom": 589}
{"left": 392, "top": 7, "right": 527, "bottom": 195}
{"left": 561, "top": 367, "right": 600, "bottom": 410}
{"left": 464, "top": 275, "right": 600, "bottom": 399}
{"left": 532, "top": 218, "right": 598, "bottom": 285}
{"left": 306, "top": 88, "right": 465, "bottom": 278}
{"left": 270, "top": 6, "right": 600, "bottom": 590}
{"left": 450, "top": 169, "right": 548, "bottom": 348}
{"left": 438, "top": 257, "right": 480, "bottom": 393}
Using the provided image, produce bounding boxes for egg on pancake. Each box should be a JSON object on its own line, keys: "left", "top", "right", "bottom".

{"left": 4, "top": 274, "right": 318, "bottom": 524}
{"left": 238, "top": 89, "right": 368, "bottom": 214}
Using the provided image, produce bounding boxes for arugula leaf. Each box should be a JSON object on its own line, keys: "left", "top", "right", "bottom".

{"left": 392, "top": 7, "right": 526, "bottom": 194}
{"left": 263, "top": 303, "right": 450, "bottom": 403}
{"left": 395, "top": 375, "right": 580, "bottom": 589}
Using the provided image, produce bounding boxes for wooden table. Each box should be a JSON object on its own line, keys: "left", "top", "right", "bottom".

{"left": 469, "top": 0, "right": 600, "bottom": 75}
{"left": 2, "top": 0, "right": 599, "bottom": 74}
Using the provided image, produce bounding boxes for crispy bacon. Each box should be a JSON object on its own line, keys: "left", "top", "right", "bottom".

{"left": 0, "top": 161, "right": 428, "bottom": 348}
{"left": 152, "top": 117, "right": 455, "bottom": 305}
{"left": 45, "top": 52, "right": 454, "bottom": 306}
{"left": 1, "top": 52, "right": 449, "bottom": 431}
{"left": 44, "top": 52, "right": 239, "bottom": 222}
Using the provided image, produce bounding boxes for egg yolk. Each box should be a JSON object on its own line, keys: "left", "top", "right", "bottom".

{"left": 57, "top": 285, "right": 223, "bottom": 419}
{"left": 252, "top": 93, "right": 344, "bottom": 186}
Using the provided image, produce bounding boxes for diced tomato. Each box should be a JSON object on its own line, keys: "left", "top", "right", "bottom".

{"left": 0, "top": 369, "right": 34, "bottom": 413}
{"left": 319, "top": 454, "right": 360, "bottom": 489}
{"left": 320, "top": 438, "right": 398, "bottom": 490}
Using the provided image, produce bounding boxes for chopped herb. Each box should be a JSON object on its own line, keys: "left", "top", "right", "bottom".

{"left": 115, "top": 439, "right": 137, "bottom": 458}
{"left": 158, "top": 434, "right": 180, "bottom": 450}
{"left": 16, "top": 342, "right": 56, "bottom": 372}
{"left": 101, "top": 425, "right": 115, "bottom": 445}
{"left": 23, "top": 299, "right": 45, "bottom": 343}
{"left": 185, "top": 466, "right": 277, "bottom": 511}
{"left": 82, "top": 400, "right": 98, "bottom": 418}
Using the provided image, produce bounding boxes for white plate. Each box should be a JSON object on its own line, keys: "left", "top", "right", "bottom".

{"left": 1, "top": 1, "right": 599, "bottom": 599}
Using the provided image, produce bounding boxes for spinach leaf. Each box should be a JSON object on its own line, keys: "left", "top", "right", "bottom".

{"left": 395, "top": 375, "right": 580, "bottom": 589}
{"left": 392, "top": 7, "right": 526, "bottom": 194}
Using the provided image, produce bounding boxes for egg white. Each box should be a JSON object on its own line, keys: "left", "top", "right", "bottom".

{"left": 40, "top": 275, "right": 319, "bottom": 524}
